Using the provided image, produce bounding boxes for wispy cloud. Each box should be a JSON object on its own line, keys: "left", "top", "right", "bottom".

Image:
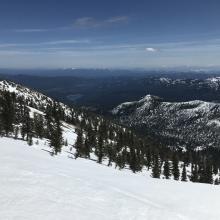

{"left": 44, "top": 39, "right": 91, "bottom": 45}
{"left": 13, "top": 28, "right": 49, "bottom": 33}
{"left": 0, "top": 43, "right": 21, "bottom": 48}
{"left": 73, "top": 16, "right": 129, "bottom": 28}
{"left": 0, "top": 39, "right": 91, "bottom": 48}
{"left": 105, "top": 16, "right": 129, "bottom": 24}
{"left": 7, "top": 16, "right": 129, "bottom": 33}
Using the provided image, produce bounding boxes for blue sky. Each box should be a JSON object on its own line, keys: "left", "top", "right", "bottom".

{"left": 1, "top": 0, "right": 220, "bottom": 69}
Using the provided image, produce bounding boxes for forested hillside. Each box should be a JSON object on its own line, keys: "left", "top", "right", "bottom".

{"left": 0, "top": 80, "right": 219, "bottom": 184}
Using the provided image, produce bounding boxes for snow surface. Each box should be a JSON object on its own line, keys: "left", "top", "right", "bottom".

{"left": 1, "top": 137, "right": 220, "bottom": 220}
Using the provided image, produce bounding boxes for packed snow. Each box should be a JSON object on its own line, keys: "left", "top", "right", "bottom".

{"left": 0, "top": 137, "right": 220, "bottom": 220}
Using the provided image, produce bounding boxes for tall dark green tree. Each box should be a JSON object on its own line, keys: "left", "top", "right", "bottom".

{"left": 181, "top": 163, "right": 187, "bottom": 182}
{"left": 21, "top": 107, "right": 33, "bottom": 140}
{"left": 0, "top": 91, "right": 15, "bottom": 135}
{"left": 33, "top": 114, "right": 44, "bottom": 139}
{"left": 190, "top": 164, "right": 199, "bottom": 182}
{"left": 163, "top": 160, "right": 171, "bottom": 179}
{"left": 152, "top": 154, "right": 160, "bottom": 178}
{"left": 50, "top": 117, "right": 63, "bottom": 155}
{"left": 96, "top": 134, "right": 104, "bottom": 164}
{"left": 172, "top": 154, "right": 180, "bottom": 180}
{"left": 74, "top": 128, "right": 84, "bottom": 159}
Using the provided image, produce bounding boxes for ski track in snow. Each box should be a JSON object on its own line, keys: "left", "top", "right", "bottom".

{"left": 0, "top": 137, "right": 220, "bottom": 220}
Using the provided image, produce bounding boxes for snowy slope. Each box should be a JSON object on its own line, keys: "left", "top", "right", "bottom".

{"left": 1, "top": 137, "right": 220, "bottom": 220}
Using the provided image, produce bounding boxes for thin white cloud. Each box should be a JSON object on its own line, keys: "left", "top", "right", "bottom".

{"left": 145, "top": 47, "right": 158, "bottom": 52}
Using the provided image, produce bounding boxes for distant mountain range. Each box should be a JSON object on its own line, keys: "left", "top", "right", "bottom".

{"left": 1, "top": 73, "right": 220, "bottom": 114}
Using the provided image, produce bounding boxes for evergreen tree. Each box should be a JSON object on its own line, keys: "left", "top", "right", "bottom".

{"left": 74, "top": 128, "right": 84, "bottom": 159}
{"left": 172, "top": 154, "right": 180, "bottom": 180}
{"left": 191, "top": 164, "right": 199, "bottom": 182}
{"left": 106, "top": 143, "right": 115, "bottom": 167}
{"left": 28, "top": 135, "right": 33, "bottom": 146}
{"left": 50, "top": 117, "right": 63, "bottom": 155}
{"left": 64, "top": 139, "right": 68, "bottom": 146}
{"left": 83, "top": 135, "right": 91, "bottom": 158}
{"left": 145, "top": 148, "right": 152, "bottom": 170}
{"left": 152, "top": 154, "right": 160, "bottom": 178}
{"left": 14, "top": 127, "right": 19, "bottom": 139}
{"left": 214, "top": 178, "right": 219, "bottom": 185}
{"left": 200, "top": 163, "right": 213, "bottom": 184}
{"left": 181, "top": 163, "right": 187, "bottom": 182}
{"left": 97, "top": 134, "right": 104, "bottom": 163}
{"left": 33, "top": 114, "right": 44, "bottom": 139}
{"left": 0, "top": 91, "right": 15, "bottom": 135}
{"left": 163, "top": 160, "right": 171, "bottom": 179}
{"left": 21, "top": 107, "right": 33, "bottom": 140}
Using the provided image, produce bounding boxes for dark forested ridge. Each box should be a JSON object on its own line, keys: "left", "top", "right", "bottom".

{"left": 0, "top": 80, "right": 220, "bottom": 185}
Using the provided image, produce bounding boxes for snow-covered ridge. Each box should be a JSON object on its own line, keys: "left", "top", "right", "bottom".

{"left": 158, "top": 76, "right": 220, "bottom": 90}
{"left": 113, "top": 94, "right": 220, "bottom": 149}
{"left": 0, "top": 80, "right": 73, "bottom": 117}
{"left": 0, "top": 80, "right": 52, "bottom": 104}
{"left": 113, "top": 94, "right": 218, "bottom": 115}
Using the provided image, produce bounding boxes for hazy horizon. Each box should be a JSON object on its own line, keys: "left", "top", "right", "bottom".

{"left": 1, "top": 0, "right": 220, "bottom": 69}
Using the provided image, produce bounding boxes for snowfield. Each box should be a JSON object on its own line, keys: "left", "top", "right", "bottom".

{"left": 1, "top": 138, "right": 220, "bottom": 220}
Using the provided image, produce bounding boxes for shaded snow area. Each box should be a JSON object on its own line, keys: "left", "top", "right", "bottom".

{"left": 1, "top": 138, "right": 220, "bottom": 220}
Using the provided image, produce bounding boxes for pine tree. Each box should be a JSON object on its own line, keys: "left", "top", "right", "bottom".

{"left": 0, "top": 91, "right": 15, "bottom": 135}
{"left": 28, "top": 135, "right": 33, "bottom": 146}
{"left": 145, "top": 148, "right": 152, "bottom": 170}
{"left": 152, "top": 154, "right": 160, "bottom": 178}
{"left": 14, "top": 127, "right": 19, "bottom": 139}
{"left": 200, "top": 163, "right": 213, "bottom": 184}
{"left": 214, "top": 178, "right": 219, "bottom": 185}
{"left": 33, "top": 114, "right": 44, "bottom": 139}
{"left": 64, "top": 139, "right": 68, "bottom": 146}
{"left": 191, "top": 164, "right": 199, "bottom": 182}
{"left": 181, "top": 163, "right": 187, "bottom": 182}
{"left": 83, "top": 135, "right": 91, "bottom": 158}
{"left": 50, "top": 117, "right": 63, "bottom": 155}
{"left": 74, "top": 128, "right": 83, "bottom": 159}
{"left": 163, "top": 160, "right": 171, "bottom": 179}
{"left": 21, "top": 107, "right": 32, "bottom": 140}
{"left": 97, "top": 134, "right": 104, "bottom": 163}
{"left": 206, "top": 164, "right": 213, "bottom": 184}
{"left": 106, "top": 143, "right": 115, "bottom": 166}
{"left": 172, "top": 154, "right": 180, "bottom": 180}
